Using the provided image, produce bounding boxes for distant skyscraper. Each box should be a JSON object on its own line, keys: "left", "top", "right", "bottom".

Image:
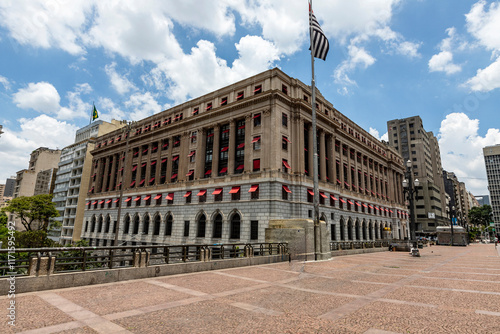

{"left": 483, "top": 145, "right": 500, "bottom": 231}
{"left": 387, "top": 116, "right": 447, "bottom": 233}
{"left": 3, "top": 178, "right": 15, "bottom": 197}
{"left": 475, "top": 195, "right": 490, "bottom": 206}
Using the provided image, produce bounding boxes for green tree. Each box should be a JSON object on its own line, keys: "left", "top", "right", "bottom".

{"left": 1, "top": 194, "right": 60, "bottom": 232}
{"left": 0, "top": 211, "right": 7, "bottom": 226}
{"left": 468, "top": 205, "right": 493, "bottom": 227}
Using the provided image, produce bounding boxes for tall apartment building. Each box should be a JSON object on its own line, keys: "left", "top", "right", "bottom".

{"left": 475, "top": 195, "right": 489, "bottom": 206}
{"left": 52, "top": 120, "right": 127, "bottom": 245}
{"left": 483, "top": 144, "right": 500, "bottom": 231}
{"left": 82, "top": 68, "right": 409, "bottom": 247}
{"left": 387, "top": 116, "right": 447, "bottom": 233}
{"left": 4, "top": 178, "right": 15, "bottom": 197}
{"left": 443, "top": 171, "right": 468, "bottom": 226}
{"left": 13, "top": 147, "right": 62, "bottom": 198}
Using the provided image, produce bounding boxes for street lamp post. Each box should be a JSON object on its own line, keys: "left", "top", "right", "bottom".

{"left": 402, "top": 159, "right": 420, "bottom": 257}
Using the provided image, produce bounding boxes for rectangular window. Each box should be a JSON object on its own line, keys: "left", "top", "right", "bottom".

{"left": 254, "top": 85, "right": 262, "bottom": 94}
{"left": 213, "top": 188, "right": 223, "bottom": 202}
{"left": 198, "top": 189, "right": 207, "bottom": 203}
{"left": 250, "top": 221, "right": 259, "bottom": 240}
{"left": 253, "top": 159, "right": 260, "bottom": 172}
{"left": 282, "top": 136, "right": 289, "bottom": 150}
{"left": 191, "top": 131, "right": 197, "bottom": 144}
{"left": 230, "top": 186, "right": 240, "bottom": 201}
{"left": 249, "top": 184, "right": 259, "bottom": 200}
{"left": 282, "top": 113, "right": 288, "bottom": 127}
{"left": 192, "top": 107, "right": 199, "bottom": 116}
{"left": 304, "top": 95, "right": 309, "bottom": 102}
{"left": 221, "top": 97, "right": 228, "bottom": 106}
{"left": 184, "top": 221, "right": 190, "bottom": 237}
{"left": 282, "top": 84, "right": 288, "bottom": 95}
{"left": 237, "top": 91, "right": 244, "bottom": 100}
{"left": 252, "top": 136, "right": 261, "bottom": 150}
{"left": 184, "top": 191, "right": 192, "bottom": 203}
{"left": 173, "top": 136, "right": 180, "bottom": 148}
{"left": 253, "top": 113, "right": 261, "bottom": 127}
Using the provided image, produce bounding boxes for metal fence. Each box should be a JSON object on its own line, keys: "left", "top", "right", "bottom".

{"left": 329, "top": 240, "right": 391, "bottom": 251}
{"left": 0, "top": 242, "right": 287, "bottom": 278}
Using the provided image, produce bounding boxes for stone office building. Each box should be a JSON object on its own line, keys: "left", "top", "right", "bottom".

{"left": 82, "top": 68, "right": 408, "bottom": 246}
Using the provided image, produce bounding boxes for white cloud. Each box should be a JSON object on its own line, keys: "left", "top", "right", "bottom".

{"left": 334, "top": 44, "right": 376, "bottom": 89}
{"left": 105, "top": 62, "right": 136, "bottom": 95}
{"left": 465, "top": 1, "right": 500, "bottom": 91}
{"left": 466, "top": 56, "right": 500, "bottom": 91}
{"left": 368, "top": 127, "right": 388, "bottom": 142}
{"left": 12, "top": 82, "right": 61, "bottom": 114}
{"left": 0, "top": 115, "right": 79, "bottom": 183}
{"left": 125, "top": 92, "right": 162, "bottom": 121}
{"left": 438, "top": 112, "right": 500, "bottom": 195}
{"left": 429, "top": 51, "right": 462, "bottom": 75}
{"left": 97, "top": 97, "right": 127, "bottom": 122}
{"left": 429, "top": 27, "right": 462, "bottom": 75}
{"left": 0, "top": 75, "right": 10, "bottom": 90}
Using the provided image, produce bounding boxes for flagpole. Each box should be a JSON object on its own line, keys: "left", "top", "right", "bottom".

{"left": 309, "top": 0, "right": 320, "bottom": 261}
{"left": 90, "top": 101, "right": 94, "bottom": 125}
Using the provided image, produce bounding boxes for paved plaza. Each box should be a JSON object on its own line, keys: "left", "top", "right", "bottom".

{"left": 3, "top": 244, "right": 500, "bottom": 333}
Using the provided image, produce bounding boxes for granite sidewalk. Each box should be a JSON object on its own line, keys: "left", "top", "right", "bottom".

{"left": 2, "top": 243, "right": 500, "bottom": 333}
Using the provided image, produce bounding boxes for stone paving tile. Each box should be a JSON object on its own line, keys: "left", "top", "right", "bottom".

{"left": 384, "top": 286, "right": 500, "bottom": 313}
{"left": 337, "top": 300, "right": 500, "bottom": 334}
{"left": 155, "top": 272, "right": 262, "bottom": 294}
{"left": 411, "top": 277, "right": 500, "bottom": 293}
{"left": 223, "top": 285, "right": 355, "bottom": 317}
{"left": 113, "top": 299, "right": 346, "bottom": 334}
{"left": 423, "top": 271, "right": 500, "bottom": 282}
{"left": 285, "top": 276, "right": 384, "bottom": 296}
{"left": 53, "top": 326, "right": 99, "bottom": 333}
{"left": 220, "top": 265, "right": 300, "bottom": 282}
{"left": 311, "top": 270, "right": 406, "bottom": 284}
{"left": 0, "top": 294, "right": 74, "bottom": 334}
{"left": 57, "top": 281, "right": 192, "bottom": 316}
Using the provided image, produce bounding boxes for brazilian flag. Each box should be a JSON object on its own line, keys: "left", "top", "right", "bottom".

{"left": 92, "top": 104, "right": 99, "bottom": 121}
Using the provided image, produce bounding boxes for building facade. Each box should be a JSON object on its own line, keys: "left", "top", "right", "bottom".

{"left": 52, "top": 120, "right": 127, "bottom": 245}
{"left": 3, "top": 178, "right": 15, "bottom": 197}
{"left": 483, "top": 144, "right": 500, "bottom": 231}
{"left": 387, "top": 116, "right": 447, "bottom": 233}
{"left": 82, "top": 69, "right": 409, "bottom": 246}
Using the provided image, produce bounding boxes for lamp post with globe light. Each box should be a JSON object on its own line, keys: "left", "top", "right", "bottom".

{"left": 402, "top": 160, "right": 420, "bottom": 257}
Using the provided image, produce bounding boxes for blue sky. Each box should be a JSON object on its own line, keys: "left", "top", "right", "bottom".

{"left": 1, "top": 0, "right": 500, "bottom": 196}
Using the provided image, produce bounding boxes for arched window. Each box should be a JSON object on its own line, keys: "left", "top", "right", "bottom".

{"left": 98, "top": 215, "right": 103, "bottom": 233}
{"left": 348, "top": 219, "right": 353, "bottom": 240}
{"left": 213, "top": 213, "right": 222, "bottom": 238}
{"left": 230, "top": 213, "right": 241, "bottom": 239}
{"left": 362, "top": 221, "right": 367, "bottom": 240}
{"left": 153, "top": 215, "right": 161, "bottom": 235}
{"left": 123, "top": 215, "right": 130, "bottom": 234}
{"left": 369, "top": 222, "right": 373, "bottom": 240}
{"left": 355, "top": 221, "right": 360, "bottom": 240}
{"left": 133, "top": 215, "right": 140, "bottom": 234}
{"left": 143, "top": 215, "right": 150, "bottom": 234}
{"left": 380, "top": 223, "right": 384, "bottom": 240}
{"left": 165, "top": 214, "right": 173, "bottom": 236}
{"left": 105, "top": 215, "right": 111, "bottom": 233}
{"left": 91, "top": 216, "right": 96, "bottom": 232}
{"left": 340, "top": 219, "right": 345, "bottom": 241}
{"left": 197, "top": 214, "right": 206, "bottom": 238}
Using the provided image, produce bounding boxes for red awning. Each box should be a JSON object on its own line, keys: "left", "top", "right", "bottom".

{"left": 251, "top": 137, "right": 260, "bottom": 143}
{"left": 132, "top": 165, "right": 137, "bottom": 171}
{"left": 86, "top": 202, "right": 90, "bottom": 205}
{"left": 184, "top": 191, "right": 192, "bottom": 197}
{"left": 362, "top": 203, "right": 368, "bottom": 208}
{"left": 229, "top": 186, "right": 240, "bottom": 194}
{"left": 172, "top": 156, "right": 179, "bottom": 161}
{"left": 166, "top": 193, "right": 174, "bottom": 200}
{"left": 88, "top": 187, "right": 94, "bottom": 193}
{"left": 150, "top": 161, "right": 156, "bottom": 165}
{"left": 236, "top": 164, "right": 244, "bottom": 170}
{"left": 134, "top": 196, "right": 141, "bottom": 201}
{"left": 347, "top": 200, "right": 354, "bottom": 205}
{"left": 130, "top": 181, "right": 136, "bottom": 187}
{"left": 154, "top": 194, "right": 162, "bottom": 200}
{"left": 139, "top": 179, "right": 145, "bottom": 185}
{"left": 374, "top": 207, "right": 380, "bottom": 210}
{"left": 339, "top": 198, "right": 346, "bottom": 203}
{"left": 92, "top": 201, "right": 98, "bottom": 205}
{"left": 188, "top": 151, "right": 195, "bottom": 157}
{"left": 212, "top": 188, "right": 223, "bottom": 195}
{"left": 238, "top": 125, "right": 245, "bottom": 129}
{"left": 307, "top": 189, "right": 314, "bottom": 196}
{"left": 249, "top": 185, "right": 259, "bottom": 192}
{"left": 282, "top": 136, "right": 291, "bottom": 143}
{"left": 144, "top": 195, "right": 151, "bottom": 201}
{"left": 197, "top": 190, "right": 206, "bottom": 196}
{"left": 221, "top": 146, "right": 229, "bottom": 152}
{"left": 113, "top": 199, "right": 120, "bottom": 203}
{"left": 368, "top": 204, "right": 374, "bottom": 209}
{"left": 219, "top": 167, "right": 228, "bottom": 173}
{"left": 208, "top": 133, "right": 214, "bottom": 137}
{"left": 105, "top": 199, "right": 112, "bottom": 204}
{"left": 222, "top": 129, "right": 229, "bottom": 133}
{"left": 389, "top": 210, "right": 393, "bottom": 213}
{"left": 237, "top": 143, "right": 244, "bottom": 148}
{"left": 330, "top": 195, "right": 338, "bottom": 201}
{"left": 282, "top": 185, "right": 292, "bottom": 193}
{"left": 320, "top": 192, "right": 328, "bottom": 199}
{"left": 116, "top": 182, "right": 122, "bottom": 187}
{"left": 205, "top": 170, "right": 212, "bottom": 175}
{"left": 355, "top": 202, "right": 361, "bottom": 206}
{"left": 253, "top": 114, "right": 260, "bottom": 118}
{"left": 171, "top": 173, "right": 178, "bottom": 179}
{"left": 161, "top": 158, "right": 167, "bottom": 163}
{"left": 186, "top": 170, "right": 194, "bottom": 176}
{"left": 118, "top": 167, "right": 124, "bottom": 172}
{"left": 149, "top": 177, "right": 155, "bottom": 183}
{"left": 124, "top": 197, "right": 132, "bottom": 202}
{"left": 282, "top": 160, "right": 291, "bottom": 169}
